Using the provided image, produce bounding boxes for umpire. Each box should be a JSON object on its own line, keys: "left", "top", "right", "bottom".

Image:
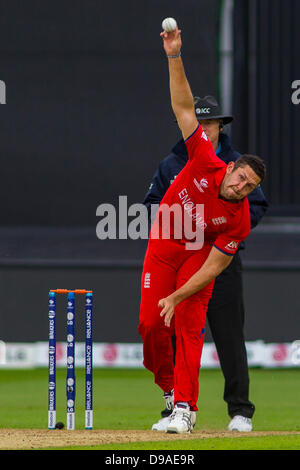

{"left": 143, "top": 96, "right": 268, "bottom": 432}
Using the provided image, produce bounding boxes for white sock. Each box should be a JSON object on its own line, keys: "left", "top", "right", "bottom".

{"left": 176, "top": 402, "right": 190, "bottom": 410}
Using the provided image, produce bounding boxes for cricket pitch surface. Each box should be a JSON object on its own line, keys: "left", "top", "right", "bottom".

{"left": 0, "top": 429, "right": 299, "bottom": 450}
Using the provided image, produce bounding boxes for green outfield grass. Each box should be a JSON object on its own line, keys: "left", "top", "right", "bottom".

{"left": 0, "top": 367, "right": 299, "bottom": 449}
{"left": 51, "top": 434, "right": 300, "bottom": 451}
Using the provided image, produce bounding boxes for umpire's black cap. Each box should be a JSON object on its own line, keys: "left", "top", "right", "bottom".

{"left": 194, "top": 95, "right": 233, "bottom": 125}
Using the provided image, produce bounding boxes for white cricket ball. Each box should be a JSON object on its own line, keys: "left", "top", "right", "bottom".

{"left": 162, "top": 17, "right": 177, "bottom": 33}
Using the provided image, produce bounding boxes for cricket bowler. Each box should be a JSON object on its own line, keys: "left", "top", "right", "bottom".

{"left": 138, "top": 22, "right": 266, "bottom": 434}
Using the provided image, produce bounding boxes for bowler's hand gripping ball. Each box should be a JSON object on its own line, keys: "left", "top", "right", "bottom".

{"left": 162, "top": 17, "right": 177, "bottom": 33}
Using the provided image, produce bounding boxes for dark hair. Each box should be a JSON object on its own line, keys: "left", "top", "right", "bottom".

{"left": 234, "top": 154, "right": 266, "bottom": 182}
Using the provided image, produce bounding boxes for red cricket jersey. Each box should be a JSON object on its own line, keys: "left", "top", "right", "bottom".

{"left": 150, "top": 124, "right": 251, "bottom": 256}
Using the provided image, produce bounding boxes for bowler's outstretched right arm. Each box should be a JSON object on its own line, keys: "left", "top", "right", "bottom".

{"left": 160, "top": 27, "right": 198, "bottom": 140}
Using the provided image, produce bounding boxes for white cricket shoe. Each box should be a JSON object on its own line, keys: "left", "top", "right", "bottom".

{"left": 152, "top": 390, "right": 174, "bottom": 431}
{"left": 152, "top": 416, "right": 172, "bottom": 431}
{"left": 228, "top": 415, "right": 252, "bottom": 432}
{"left": 152, "top": 411, "right": 197, "bottom": 432}
{"left": 166, "top": 405, "right": 196, "bottom": 434}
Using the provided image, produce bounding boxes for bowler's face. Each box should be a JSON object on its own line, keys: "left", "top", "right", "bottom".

{"left": 220, "top": 163, "right": 261, "bottom": 201}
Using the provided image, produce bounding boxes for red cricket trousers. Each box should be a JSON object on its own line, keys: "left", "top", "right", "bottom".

{"left": 138, "top": 238, "right": 214, "bottom": 411}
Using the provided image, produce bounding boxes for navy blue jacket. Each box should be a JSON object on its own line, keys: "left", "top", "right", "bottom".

{"left": 143, "top": 133, "right": 268, "bottom": 247}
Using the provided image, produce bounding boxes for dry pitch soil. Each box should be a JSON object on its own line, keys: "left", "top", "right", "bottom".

{"left": 0, "top": 429, "right": 299, "bottom": 450}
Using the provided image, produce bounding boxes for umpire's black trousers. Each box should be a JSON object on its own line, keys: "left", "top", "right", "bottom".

{"left": 206, "top": 252, "right": 255, "bottom": 419}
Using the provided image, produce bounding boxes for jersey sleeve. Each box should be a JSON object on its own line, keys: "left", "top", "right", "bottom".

{"left": 213, "top": 215, "right": 251, "bottom": 256}
{"left": 185, "top": 124, "right": 223, "bottom": 166}
{"left": 213, "top": 234, "right": 245, "bottom": 256}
